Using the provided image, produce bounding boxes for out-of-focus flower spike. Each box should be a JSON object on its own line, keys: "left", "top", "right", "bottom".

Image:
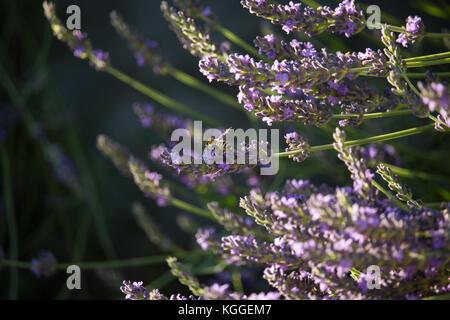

{"left": 132, "top": 202, "right": 176, "bottom": 251}
{"left": 43, "top": 2, "right": 110, "bottom": 70}
{"left": 97, "top": 135, "right": 132, "bottom": 176}
{"left": 128, "top": 158, "right": 172, "bottom": 207}
{"left": 30, "top": 251, "right": 57, "bottom": 278}
{"left": 110, "top": 11, "right": 169, "bottom": 73}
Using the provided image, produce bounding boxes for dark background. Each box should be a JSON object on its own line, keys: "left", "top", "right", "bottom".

{"left": 0, "top": 0, "right": 449, "bottom": 299}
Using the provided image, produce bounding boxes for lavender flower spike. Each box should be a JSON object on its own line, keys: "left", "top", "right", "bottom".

{"left": 129, "top": 158, "right": 172, "bottom": 207}
{"left": 284, "top": 132, "right": 310, "bottom": 163}
{"left": 241, "top": 0, "right": 365, "bottom": 37}
{"left": 396, "top": 16, "right": 426, "bottom": 48}
{"left": 43, "top": 2, "right": 110, "bottom": 70}
{"left": 161, "top": 1, "right": 219, "bottom": 58}
{"left": 110, "top": 11, "right": 169, "bottom": 73}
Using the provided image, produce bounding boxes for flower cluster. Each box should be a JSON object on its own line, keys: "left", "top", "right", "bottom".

{"left": 159, "top": 129, "right": 269, "bottom": 180}
{"left": 418, "top": 80, "right": 449, "bottom": 130}
{"left": 241, "top": 0, "right": 366, "bottom": 38}
{"left": 43, "top": 2, "right": 110, "bottom": 70}
{"left": 110, "top": 11, "right": 169, "bottom": 73}
{"left": 284, "top": 132, "right": 310, "bottom": 163}
{"left": 396, "top": 16, "right": 426, "bottom": 48}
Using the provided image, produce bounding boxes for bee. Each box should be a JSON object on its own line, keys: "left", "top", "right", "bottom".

{"left": 205, "top": 128, "right": 231, "bottom": 152}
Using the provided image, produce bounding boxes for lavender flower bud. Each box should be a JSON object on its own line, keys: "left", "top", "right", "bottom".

{"left": 167, "top": 256, "right": 204, "bottom": 296}
{"left": 30, "top": 251, "right": 57, "bottom": 278}
{"left": 207, "top": 202, "right": 255, "bottom": 234}
{"left": 120, "top": 281, "right": 150, "bottom": 300}
{"left": 333, "top": 128, "right": 374, "bottom": 199}
{"left": 418, "top": 81, "right": 449, "bottom": 129}
{"left": 376, "top": 164, "right": 423, "bottom": 209}
{"left": 284, "top": 132, "right": 310, "bottom": 163}
{"left": 396, "top": 16, "right": 426, "bottom": 48}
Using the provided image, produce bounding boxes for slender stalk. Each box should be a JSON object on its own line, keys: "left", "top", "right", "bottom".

{"left": 371, "top": 180, "right": 411, "bottom": 212}
{"left": 331, "top": 109, "right": 413, "bottom": 119}
{"left": 404, "top": 52, "right": 450, "bottom": 62}
{"left": 426, "top": 33, "right": 450, "bottom": 39}
{"left": 199, "top": 16, "right": 266, "bottom": 62}
{"left": 275, "top": 123, "right": 437, "bottom": 158}
{"left": 407, "top": 58, "right": 450, "bottom": 68}
{"left": 171, "top": 198, "right": 214, "bottom": 220}
{"left": 373, "top": 24, "right": 450, "bottom": 39}
{"left": 401, "top": 73, "right": 422, "bottom": 97}
{"left": 350, "top": 58, "right": 450, "bottom": 75}
{"left": 103, "top": 65, "right": 221, "bottom": 127}
{"left": 167, "top": 66, "right": 241, "bottom": 111}
{"left": 406, "top": 72, "right": 450, "bottom": 78}
{"left": 3, "top": 250, "right": 207, "bottom": 270}
{"left": 1, "top": 144, "right": 19, "bottom": 299}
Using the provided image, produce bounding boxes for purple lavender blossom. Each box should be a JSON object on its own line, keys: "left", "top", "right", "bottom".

{"left": 241, "top": 0, "right": 365, "bottom": 37}
{"left": 30, "top": 251, "right": 57, "bottom": 278}
{"left": 418, "top": 81, "right": 449, "bottom": 129}
{"left": 396, "top": 16, "right": 426, "bottom": 48}
{"left": 120, "top": 281, "right": 150, "bottom": 300}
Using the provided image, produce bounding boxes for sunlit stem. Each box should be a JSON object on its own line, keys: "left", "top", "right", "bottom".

{"left": 103, "top": 65, "right": 221, "bottom": 127}
{"left": 167, "top": 66, "right": 242, "bottom": 111}
{"left": 200, "top": 16, "right": 267, "bottom": 62}
{"left": 275, "top": 123, "right": 437, "bottom": 158}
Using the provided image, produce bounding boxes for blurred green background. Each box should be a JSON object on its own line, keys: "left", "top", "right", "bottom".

{"left": 0, "top": 0, "right": 449, "bottom": 299}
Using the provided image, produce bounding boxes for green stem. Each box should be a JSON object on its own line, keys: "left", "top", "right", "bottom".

{"left": 103, "top": 65, "right": 221, "bottom": 127}
{"left": 401, "top": 73, "right": 422, "bottom": 97}
{"left": 404, "top": 52, "right": 450, "bottom": 62}
{"left": 407, "top": 58, "right": 450, "bottom": 68}
{"left": 3, "top": 250, "right": 207, "bottom": 270}
{"left": 1, "top": 144, "right": 19, "bottom": 299}
{"left": 200, "top": 16, "right": 266, "bottom": 61}
{"left": 275, "top": 123, "right": 436, "bottom": 158}
{"left": 171, "top": 198, "right": 214, "bottom": 220}
{"left": 331, "top": 109, "right": 412, "bottom": 119}
{"left": 426, "top": 33, "right": 450, "bottom": 39}
{"left": 371, "top": 180, "right": 411, "bottom": 212}
{"left": 167, "top": 66, "right": 241, "bottom": 111}
{"left": 405, "top": 72, "right": 450, "bottom": 78}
